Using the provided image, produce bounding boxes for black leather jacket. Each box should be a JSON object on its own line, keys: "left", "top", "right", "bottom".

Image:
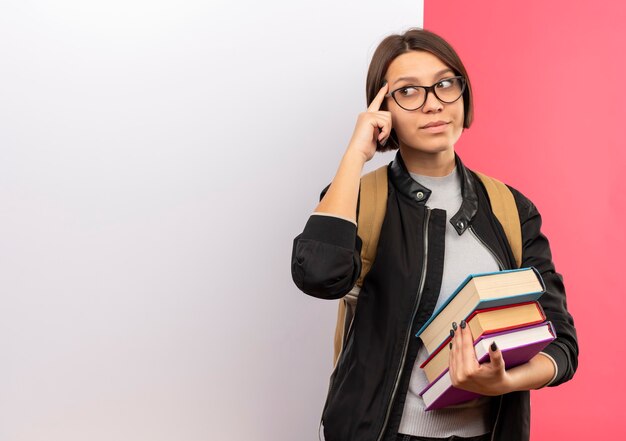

{"left": 291, "top": 151, "right": 578, "bottom": 441}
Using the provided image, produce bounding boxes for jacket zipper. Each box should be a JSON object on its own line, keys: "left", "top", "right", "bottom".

{"left": 490, "top": 395, "right": 503, "bottom": 441}
{"left": 468, "top": 225, "right": 504, "bottom": 270}
{"left": 376, "top": 207, "right": 431, "bottom": 441}
{"left": 468, "top": 224, "right": 505, "bottom": 440}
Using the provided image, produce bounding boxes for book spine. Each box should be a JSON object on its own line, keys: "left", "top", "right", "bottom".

{"left": 425, "top": 291, "right": 545, "bottom": 354}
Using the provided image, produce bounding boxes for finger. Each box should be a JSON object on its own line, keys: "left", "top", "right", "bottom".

{"left": 452, "top": 322, "right": 462, "bottom": 360}
{"left": 451, "top": 323, "right": 465, "bottom": 384}
{"left": 367, "top": 113, "right": 391, "bottom": 142}
{"left": 452, "top": 323, "right": 463, "bottom": 362}
{"left": 376, "top": 117, "right": 392, "bottom": 142}
{"left": 488, "top": 341, "right": 505, "bottom": 372}
{"left": 378, "top": 112, "right": 393, "bottom": 145}
{"left": 460, "top": 320, "right": 478, "bottom": 369}
{"left": 448, "top": 328, "right": 457, "bottom": 379}
{"left": 367, "top": 81, "right": 389, "bottom": 113}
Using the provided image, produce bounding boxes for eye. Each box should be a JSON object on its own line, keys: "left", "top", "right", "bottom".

{"left": 436, "top": 78, "right": 455, "bottom": 89}
{"left": 398, "top": 87, "right": 419, "bottom": 97}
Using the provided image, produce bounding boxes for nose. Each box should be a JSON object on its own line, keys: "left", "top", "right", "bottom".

{"left": 421, "top": 89, "right": 443, "bottom": 113}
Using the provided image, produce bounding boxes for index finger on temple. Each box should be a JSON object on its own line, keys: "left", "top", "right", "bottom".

{"left": 367, "top": 81, "right": 389, "bottom": 112}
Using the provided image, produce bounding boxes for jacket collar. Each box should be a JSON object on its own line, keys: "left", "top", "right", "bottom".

{"left": 389, "top": 150, "right": 478, "bottom": 235}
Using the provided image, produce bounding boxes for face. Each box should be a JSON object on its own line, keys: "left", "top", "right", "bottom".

{"left": 384, "top": 50, "right": 465, "bottom": 156}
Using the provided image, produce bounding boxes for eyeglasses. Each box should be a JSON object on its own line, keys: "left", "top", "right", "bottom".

{"left": 385, "top": 76, "right": 466, "bottom": 111}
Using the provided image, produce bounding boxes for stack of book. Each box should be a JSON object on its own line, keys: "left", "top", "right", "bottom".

{"left": 415, "top": 267, "right": 555, "bottom": 411}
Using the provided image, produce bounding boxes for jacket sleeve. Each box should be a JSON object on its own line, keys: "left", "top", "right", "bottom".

{"left": 508, "top": 185, "right": 579, "bottom": 387}
{"left": 290, "top": 185, "right": 363, "bottom": 300}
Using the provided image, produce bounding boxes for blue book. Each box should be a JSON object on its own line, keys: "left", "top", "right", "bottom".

{"left": 415, "top": 267, "right": 545, "bottom": 355}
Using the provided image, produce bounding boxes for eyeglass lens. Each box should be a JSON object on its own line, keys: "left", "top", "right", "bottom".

{"left": 394, "top": 77, "right": 464, "bottom": 110}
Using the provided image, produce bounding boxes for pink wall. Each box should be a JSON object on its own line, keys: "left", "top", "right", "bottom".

{"left": 425, "top": 1, "right": 626, "bottom": 438}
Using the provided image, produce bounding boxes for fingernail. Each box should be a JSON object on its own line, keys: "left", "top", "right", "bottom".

{"left": 382, "top": 80, "right": 387, "bottom": 87}
{"left": 449, "top": 342, "right": 453, "bottom": 349}
{"left": 491, "top": 341, "right": 498, "bottom": 351}
{"left": 460, "top": 320, "right": 466, "bottom": 329}
{"left": 380, "top": 138, "right": 388, "bottom": 146}
{"left": 452, "top": 322, "right": 457, "bottom": 331}
{"left": 450, "top": 329, "right": 455, "bottom": 338}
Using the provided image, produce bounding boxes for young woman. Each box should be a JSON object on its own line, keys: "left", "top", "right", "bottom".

{"left": 291, "top": 28, "right": 578, "bottom": 441}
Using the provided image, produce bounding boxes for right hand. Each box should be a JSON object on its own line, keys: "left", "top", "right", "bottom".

{"left": 347, "top": 82, "right": 393, "bottom": 162}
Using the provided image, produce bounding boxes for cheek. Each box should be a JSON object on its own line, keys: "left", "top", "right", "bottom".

{"left": 454, "top": 107, "right": 464, "bottom": 128}
{"left": 452, "top": 108, "right": 465, "bottom": 140}
{"left": 455, "top": 101, "right": 465, "bottom": 127}
{"left": 391, "top": 112, "right": 416, "bottom": 135}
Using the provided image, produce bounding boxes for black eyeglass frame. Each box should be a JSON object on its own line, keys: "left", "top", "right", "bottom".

{"left": 385, "top": 75, "right": 467, "bottom": 111}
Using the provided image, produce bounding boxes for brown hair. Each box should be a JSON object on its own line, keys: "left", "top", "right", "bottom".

{"left": 366, "top": 28, "right": 474, "bottom": 152}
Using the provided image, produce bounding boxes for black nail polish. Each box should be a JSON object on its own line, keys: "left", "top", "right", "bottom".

{"left": 452, "top": 322, "right": 458, "bottom": 331}
{"left": 450, "top": 329, "right": 455, "bottom": 338}
{"left": 449, "top": 342, "right": 453, "bottom": 349}
{"left": 382, "top": 80, "right": 387, "bottom": 86}
{"left": 460, "top": 320, "right": 466, "bottom": 329}
{"left": 491, "top": 341, "right": 498, "bottom": 351}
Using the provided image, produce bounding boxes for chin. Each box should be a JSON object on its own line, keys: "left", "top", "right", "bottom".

{"left": 403, "top": 139, "right": 454, "bottom": 155}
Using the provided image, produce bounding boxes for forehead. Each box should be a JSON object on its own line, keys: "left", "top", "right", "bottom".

{"left": 386, "top": 50, "right": 454, "bottom": 84}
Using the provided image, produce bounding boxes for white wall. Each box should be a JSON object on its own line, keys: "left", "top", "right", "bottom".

{"left": 0, "top": 1, "right": 423, "bottom": 439}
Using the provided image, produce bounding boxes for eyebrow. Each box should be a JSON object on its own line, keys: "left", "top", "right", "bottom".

{"left": 392, "top": 68, "right": 455, "bottom": 85}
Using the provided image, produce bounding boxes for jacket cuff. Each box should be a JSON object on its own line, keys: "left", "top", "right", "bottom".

{"left": 301, "top": 214, "right": 358, "bottom": 250}
{"left": 539, "top": 342, "right": 568, "bottom": 386}
{"left": 537, "top": 351, "right": 559, "bottom": 387}
{"left": 311, "top": 212, "right": 357, "bottom": 227}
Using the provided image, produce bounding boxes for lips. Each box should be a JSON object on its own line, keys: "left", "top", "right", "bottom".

{"left": 421, "top": 121, "right": 449, "bottom": 128}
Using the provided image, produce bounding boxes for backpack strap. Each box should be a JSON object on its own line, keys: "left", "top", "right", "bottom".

{"left": 356, "top": 166, "right": 389, "bottom": 286}
{"left": 332, "top": 165, "right": 388, "bottom": 366}
{"left": 332, "top": 300, "right": 349, "bottom": 366}
{"left": 474, "top": 171, "right": 523, "bottom": 269}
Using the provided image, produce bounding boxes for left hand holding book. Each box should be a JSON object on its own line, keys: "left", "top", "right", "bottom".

{"left": 448, "top": 320, "right": 513, "bottom": 396}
